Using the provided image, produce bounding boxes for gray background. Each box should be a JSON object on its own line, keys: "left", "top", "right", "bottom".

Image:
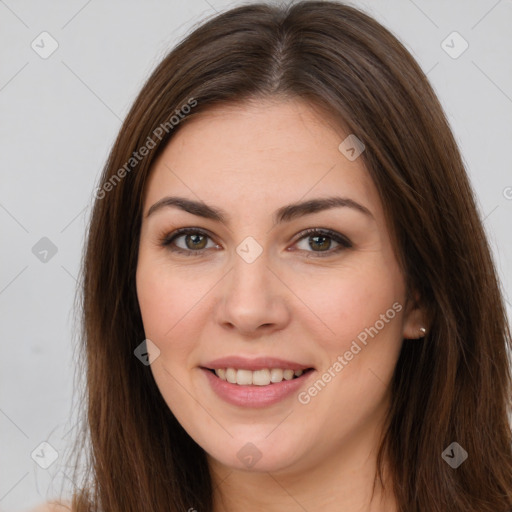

{"left": 1, "top": 0, "right": 511, "bottom": 510}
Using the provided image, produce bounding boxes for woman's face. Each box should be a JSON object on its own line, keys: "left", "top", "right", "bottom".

{"left": 136, "top": 98, "right": 424, "bottom": 475}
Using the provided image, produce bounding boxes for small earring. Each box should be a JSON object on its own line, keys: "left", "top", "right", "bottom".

{"left": 419, "top": 327, "right": 427, "bottom": 336}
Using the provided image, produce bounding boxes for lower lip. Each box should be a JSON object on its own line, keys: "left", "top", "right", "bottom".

{"left": 201, "top": 368, "right": 314, "bottom": 408}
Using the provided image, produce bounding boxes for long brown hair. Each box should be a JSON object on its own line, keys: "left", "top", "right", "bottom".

{"left": 66, "top": 1, "right": 512, "bottom": 511}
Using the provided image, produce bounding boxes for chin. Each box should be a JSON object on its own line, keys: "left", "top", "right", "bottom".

{"left": 204, "top": 436, "right": 306, "bottom": 474}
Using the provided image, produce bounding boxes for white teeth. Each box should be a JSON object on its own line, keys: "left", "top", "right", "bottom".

{"left": 270, "top": 368, "right": 284, "bottom": 383}
{"left": 213, "top": 367, "right": 307, "bottom": 385}
{"left": 236, "top": 369, "right": 253, "bottom": 385}
{"left": 252, "top": 369, "right": 271, "bottom": 386}
{"left": 225, "top": 368, "right": 237, "bottom": 384}
{"left": 283, "top": 369, "right": 294, "bottom": 380}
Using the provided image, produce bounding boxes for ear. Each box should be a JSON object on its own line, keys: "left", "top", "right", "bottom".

{"left": 402, "top": 290, "right": 428, "bottom": 339}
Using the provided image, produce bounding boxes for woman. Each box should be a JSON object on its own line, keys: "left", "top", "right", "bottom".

{"left": 38, "top": 1, "right": 512, "bottom": 511}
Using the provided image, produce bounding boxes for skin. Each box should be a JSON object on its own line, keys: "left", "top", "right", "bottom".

{"left": 136, "top": 97, "right": 426, "bottom": 512}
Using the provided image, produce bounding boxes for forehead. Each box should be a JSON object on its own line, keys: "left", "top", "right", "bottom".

{"left": 143, "top": 97, "right": 381, "bottom": 222}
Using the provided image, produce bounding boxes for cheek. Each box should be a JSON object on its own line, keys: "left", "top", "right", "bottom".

{"left": 135, "top": 260, "right": 202, "bottom": 409}
{"left": 137, "top": 255, "right": 203, "bottom": 338}
{"left": 290, "top": 260, "right": 404, "bottom": 353}
{"left": 296, "top": 269, "right": 404, "bottom": 430}
{"left": 136, "top": 266, "right": 173, "bottom": 341}
{"left": 136, "top": 256, "right": 220, "bottom": 372}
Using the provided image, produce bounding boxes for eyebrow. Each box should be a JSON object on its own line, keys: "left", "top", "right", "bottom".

{"left": 146, "top": 195, "right": 373, "bottom": 224}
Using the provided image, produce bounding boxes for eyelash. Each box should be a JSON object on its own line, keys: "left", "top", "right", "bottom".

{"left": 159, "top": 227, "right": 352, "bottom": 258}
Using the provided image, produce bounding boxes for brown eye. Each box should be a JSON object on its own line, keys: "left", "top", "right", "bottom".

{"left": 293, "top": 228, "right": 352, "bottom": 257}
{"left": 182, "top": 233, "right": 208, "bottom": 250}
{"left": 307, "top": 234, "right": 331, "bottom": 251}
{"left": 161, "top": 228, "right": 218, "bottom": 256}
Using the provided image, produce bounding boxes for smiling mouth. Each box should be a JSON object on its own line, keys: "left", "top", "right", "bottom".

{"left": 204, "top": 367, "right": 314, "bottom": 386}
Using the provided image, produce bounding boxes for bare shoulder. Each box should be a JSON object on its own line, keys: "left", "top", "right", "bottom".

{"left": 26, "top": 501, "right": 72, "bottom": 512}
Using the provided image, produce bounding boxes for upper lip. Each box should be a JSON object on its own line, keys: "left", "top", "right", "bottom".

{"left": 202, "top": 356, "right": 314, "bottom": 371}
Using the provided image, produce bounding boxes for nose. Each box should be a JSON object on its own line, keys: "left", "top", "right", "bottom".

{"left": 214, "top": 247, "right": 291, "bottom": 337}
